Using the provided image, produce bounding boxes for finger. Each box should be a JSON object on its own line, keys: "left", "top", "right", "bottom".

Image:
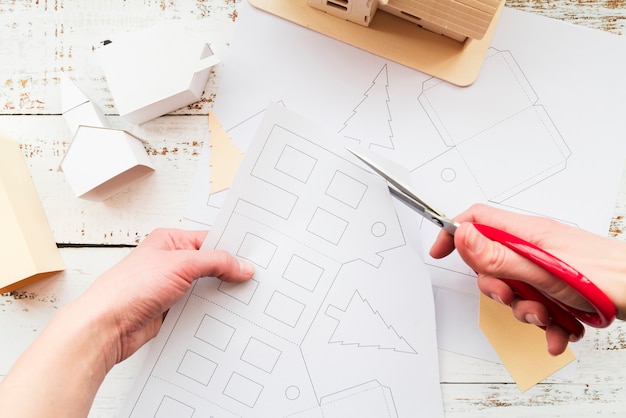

{"left": 141, "top": 229, "right": 209, "bottom": 251}
{"left": 455, "top": 222, "right": 559, "bottom": 289}
{"left": 453, "top": 204, "right": 552, "bottom": 238}
{"left": 509, "top": 299, "right": 578, "bottom": 356}
{"left": 510, "top": 298, "right": 550, "bottom": 328}
{"left": 430, "top": 204, "right": 536, "bottom": 259}
{"left": 457, "top": 222, "right": 596, "bottom": 314}
{"left": 174, "top": 249, "right": 255, "bottom": 283}
{"left": 429, "top": 228, "right": 456, "bottom": 259}
{"left": 545, "top": 322, "right": 571, "bottom": 356}
{"left": 182, "top": 230, "right": 210, "bottom": 250}
{"left": 477, "top": 275, "right": 516, "bottom": 305}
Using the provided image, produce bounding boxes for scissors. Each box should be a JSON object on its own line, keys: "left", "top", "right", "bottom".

{"left": 346, "top": 146, "right": 616, "bottom": 339}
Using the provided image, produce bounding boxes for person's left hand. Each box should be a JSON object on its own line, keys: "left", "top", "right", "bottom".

{"left": 79, "top": 228, "right": 255, "bottom": 369}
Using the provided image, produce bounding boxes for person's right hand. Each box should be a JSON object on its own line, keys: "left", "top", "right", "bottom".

{"left": 429, "top": 204, "right": 626, "bottom": 355}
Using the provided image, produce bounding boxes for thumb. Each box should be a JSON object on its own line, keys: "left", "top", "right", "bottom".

{"left": 454, "top": 222, "right": 553, "bottom": 286}
{"left": 171, "top": 249, "right": 256, "bottom": 284}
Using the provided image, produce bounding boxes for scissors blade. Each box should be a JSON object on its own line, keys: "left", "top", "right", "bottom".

{"left": 346, "top": 146, "right": 458, "bottom": 234}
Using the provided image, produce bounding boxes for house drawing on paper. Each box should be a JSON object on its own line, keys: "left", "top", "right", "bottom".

{"left": 125, "top": 105, "right": 440, "bottom": 417}
{"left": 337, "top": 49, "right": 570, "bottom": 206}
{"left": 414, "top": 48, "right": 570, "bottom": 203}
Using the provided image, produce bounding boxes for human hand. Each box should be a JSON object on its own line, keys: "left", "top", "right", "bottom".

{"left": 0, "top": 228, "right": 255, "bottom": 418}
{"left": 78, "top": 228, "right": 255, "bottom": 370}
{"left": 429, "top": 204, "right": 626, "bottom": 355}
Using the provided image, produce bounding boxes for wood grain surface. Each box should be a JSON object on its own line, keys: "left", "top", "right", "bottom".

{"left": 1, "top": 1, "right": 626, "bottom": 416}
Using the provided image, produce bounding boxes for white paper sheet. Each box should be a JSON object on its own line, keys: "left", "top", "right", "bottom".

{"left": 186, "top": 2, "right": 626, "bottom": 364}
{"left": 121, "top": 103, "right": 444, "bottom": 417}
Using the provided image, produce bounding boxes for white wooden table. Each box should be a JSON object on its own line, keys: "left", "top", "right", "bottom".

{"left": 2, "top": 1, "right": 626, "bottom": 416}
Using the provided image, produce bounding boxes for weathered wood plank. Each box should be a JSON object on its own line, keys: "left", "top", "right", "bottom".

{"left": 506, "top": 0, "right": 626, "bottom": 34}
{"left": 441, "top": 382, "right": 626, "bottom": 416}
{"left": 0, "top": 0, "right": 238, "bottom": 115}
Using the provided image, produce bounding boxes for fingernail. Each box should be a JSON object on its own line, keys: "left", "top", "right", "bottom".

{"left": 465, "top": 225, "right": 485, "bottom": 253}
{"left": 569, "top": 330, "right": 584, "bottom": 342}
{"left": 524, "top": 313, "right": 546, "bottom": 327}
{"left": 490, "top": 293, "right": 505, "bottom": 305}
{"left": 238, "top": 258, "right": 255, "bottom": 277}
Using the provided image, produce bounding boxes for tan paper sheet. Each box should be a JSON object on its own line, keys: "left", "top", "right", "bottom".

{"left": 479, "top": 293, "right": 576, "bottom": 391}
{"left": 0, "top": 135, "right": 64, "bottom": 293}
{"left": 208, "top": 111, "right": 244, "bottom": 194}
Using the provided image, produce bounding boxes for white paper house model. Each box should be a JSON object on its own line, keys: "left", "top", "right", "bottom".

{"left": 59, "top": 75, "right": 155, "bottom": 201}
{"left": 97, "top": 24, "right": 221, "bottom": 125}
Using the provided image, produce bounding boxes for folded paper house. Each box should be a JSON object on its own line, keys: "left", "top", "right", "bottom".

{"left": 59, "top": 75, "right": 155, "bottom": 201}
{"left": 60, "top": 73, "right": 108, "bottom": 135}
{"left": 0, "top": 135, "right": 64, "bottom": 293}
{"left": 97, "top": 24, "right": 221, "bottom": 125}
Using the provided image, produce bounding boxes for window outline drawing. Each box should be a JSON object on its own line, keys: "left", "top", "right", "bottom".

{"left": 274, "top": 143, "right": 318, "bottom": 184}
{"left": 222, "top": 372, "right": 264, "bottom": 408}
{"left": 306, "top": 207, "right": 349, "bottom": 245}
{"left": 264, "top": 290, "right": 307, "bottom": 328}
{"left": 240, "top": 336, "right": 283, "bottom": 374}
{"left": 218, "top": 277, "right": 260, "bottom": 305}
{"left": 194, "top": 314, "right": 236, "bottom": 352}
{"left": 325, "top": 170, "right": 368, "bottom": 209}
{"left": 282, "top": 253, "right": 325, "bottom": 293}
{"left": 154, "top": 396, "right": 196, "bottom": 418}
{"left": 176, "top": 349, "right": 219, "bottom": 386}
{"left": 236, "top": 232, "right": 279, "bottom": 269}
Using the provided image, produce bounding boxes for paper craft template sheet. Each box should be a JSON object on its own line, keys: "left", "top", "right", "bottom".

{"left": 120, "top": 104, "right": 444, "bottom": 417}
{"left": 185, "top": 1, "right": 626, "bottom": 364}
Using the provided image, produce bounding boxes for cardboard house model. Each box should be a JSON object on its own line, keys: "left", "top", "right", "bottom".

{"left": 97, "top": 24, "right": 221, "bottom": 125}
{"left": 59, "top": 75, "right": 155, "bottom": 201}
{"left": 308, "top": 0, "right": 502, "bottom": 42}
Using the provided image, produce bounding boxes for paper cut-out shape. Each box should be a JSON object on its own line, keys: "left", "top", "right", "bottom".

{"left": 208, "top": 111, "right": 243, "bottom": 194}
{"left": 59, "top": 76, "right": 155, "bottom": 201}
{"left": 479, "top": 293, "right": 575, "bottom": 392}
{"left": 0, "top": 135, "right": 64, "bottom": 293}
{"left": 326, "top": 290, "right": 417, "bottom": 354}
{"left": 98, "top": 24, "right": 220, "bottom": 124}
{"left": 417, "top": 49, "right": 570, "bottom": 203}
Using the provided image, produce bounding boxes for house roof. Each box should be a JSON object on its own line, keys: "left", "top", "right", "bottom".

{"left": 381, "top": 0, "right": 502, "bottom": 40}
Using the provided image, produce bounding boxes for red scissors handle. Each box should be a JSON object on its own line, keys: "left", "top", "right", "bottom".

{"left": 473, "top": 223, "right": 616, "bottom": 338}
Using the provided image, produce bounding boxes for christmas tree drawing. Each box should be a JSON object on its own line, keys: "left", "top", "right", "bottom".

{"left": 325, "top": 290, "right": 417, "bottom": 354}
{"left": 339, "top": 65, "right": 394, "bottom": 150}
